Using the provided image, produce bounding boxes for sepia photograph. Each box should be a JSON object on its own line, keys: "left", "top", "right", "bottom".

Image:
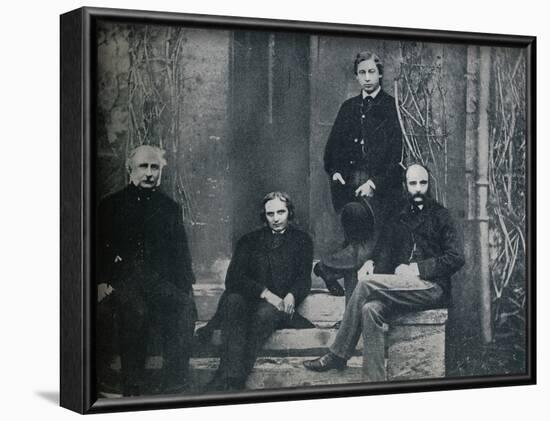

{"left": 60, "top": 6, "right": 535, "bottom": 413}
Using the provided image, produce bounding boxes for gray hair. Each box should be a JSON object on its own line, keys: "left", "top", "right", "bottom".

{"left": 125, "top": 145, "right": 167, "bottom": 173}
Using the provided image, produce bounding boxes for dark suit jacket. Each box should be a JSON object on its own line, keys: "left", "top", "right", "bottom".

{"left": 375, "top": 198, "right": 465, "bottom": 294}
{"left": 225, "top": 225, "right": 314, "bottom": 306}
{"left": 323, "top": 90, "right": 403, "bottom": 211}
{"left": 97, "top": 184, "right": 195, "bottom": 294}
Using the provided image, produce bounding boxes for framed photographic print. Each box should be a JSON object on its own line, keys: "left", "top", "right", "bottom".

{"left": 60, "top": 6, "right": 536, "bottom": 414}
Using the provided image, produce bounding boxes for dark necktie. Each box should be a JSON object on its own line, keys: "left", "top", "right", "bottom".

{"left": 362, "top": 95, "right": 374, "bottom": 113}
{"left": 270, "top": 231, "right": 285, "bottom": 249}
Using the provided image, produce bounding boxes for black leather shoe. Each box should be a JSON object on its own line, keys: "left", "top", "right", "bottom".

{"left": 226, "top": 377, "right": 246, "bottom": 391}
{"left": 161, "top": 381, "right": 190, "bottom": 395}
{"left": 314, "top": 263, "right": 345, "bottom": 296}
{"left": 303, "top": 352, "right": 347, "bottom": 372}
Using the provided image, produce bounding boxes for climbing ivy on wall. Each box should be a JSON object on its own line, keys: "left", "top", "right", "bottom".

{"left": 127, "top": 26, "right": 197, "bottom": 223}
{"left": 394, "top": 44, "right": 449, "bottom": 206}
{"left": 488, "top": 49, "right": 526, "bottom": 351}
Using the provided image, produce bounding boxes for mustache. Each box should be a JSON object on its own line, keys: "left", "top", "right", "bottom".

{"left": 409, "top": 192, "right": 427, "bottom": 202}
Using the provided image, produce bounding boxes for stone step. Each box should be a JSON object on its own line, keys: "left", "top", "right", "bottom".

{"left": 192, "top": 321, "right": 446, "bottom": 380}
{"left": 192, "top": 281, "right": 448, "bottom": 325}
{"left": 100, "top": 357, "right": 367, "bottom": 397}
{"left": 190, "top": 356, "right": 366, "bottom": 390}
{"left": 194, "top": 323, "right": 342, "bottom": 357}
{"left": 193, "top": 320, "right": 445, "bottom": 355}
{"left": 189, "top": 353, "right": 444, "bottom": 391}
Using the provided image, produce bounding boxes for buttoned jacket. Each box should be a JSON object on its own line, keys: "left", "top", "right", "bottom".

{"left": 97, "top": 184, "right": 196, "bottom": 294}
{"left": 224, "top": 225, "right": 314, "bottom": 306}
{"left": 323, "top": 90, "right": 403, "bottom": 211}
{"left": 375, "top": 198, "right": 465, "bottom": 292}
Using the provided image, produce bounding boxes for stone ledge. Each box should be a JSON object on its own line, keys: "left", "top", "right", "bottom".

{"left": 193, "top": 284, "right": 448, "bottom": 325}
{"left": 190, "top": 356, "right": 367, "bottom": 390}
{"left": 193, "top": 322, "right": 446, "bottom": 358}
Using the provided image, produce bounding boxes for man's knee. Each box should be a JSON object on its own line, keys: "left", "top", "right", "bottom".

{"left": 166, "top": 293, "right": 197, "bottom": 331}
{"left": 247, "top": 303, "right": 281, "bottom": 334}
{"left": 116, "top": 292, "right": 148, "bottom": 322}
{"left": 221, "top": 293, "right": 248, "bottom": 318}
{"left": 354, "top": 278, "right": 377, "bottom": 299}
{"left": 163, "top": 291, "right": 195, "bottom": 312}
{"left": 361, "top": 300, "right": 387, "bottom": 328}
{"left": 254, "top": 303, "right": 279, "bottom": 324}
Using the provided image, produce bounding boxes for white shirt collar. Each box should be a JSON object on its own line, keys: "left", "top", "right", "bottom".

{"left": 362, "top": 86, "right": 381, "bottom": 100}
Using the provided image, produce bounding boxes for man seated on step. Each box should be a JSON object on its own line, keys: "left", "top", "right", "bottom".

{"left": 96, "top": 145, "right": 197, "bottom": 397}
{"left": 205, "top": 191, "right": 313, "bottom": 392}
{"left": 304, "top": 163, "right": 464, "bottom": 382}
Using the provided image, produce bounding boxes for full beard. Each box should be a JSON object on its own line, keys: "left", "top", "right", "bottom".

{"left": 408, "top": 193, "right": 426, "bottom": 208}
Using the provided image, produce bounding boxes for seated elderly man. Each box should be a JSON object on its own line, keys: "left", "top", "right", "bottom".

{"left": 96, "top": 145, "right": 197, "bottom": 397}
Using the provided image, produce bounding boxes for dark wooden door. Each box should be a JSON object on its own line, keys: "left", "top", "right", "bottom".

{"left": 230, "top": 31, "right": 311, "bottom": 242}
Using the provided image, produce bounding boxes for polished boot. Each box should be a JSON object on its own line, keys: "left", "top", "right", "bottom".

{"left": 313, "top": 262, "right": 345, "bottom": 296}
{"left": 303, "top": 352, "right": 347, "bottom": 372}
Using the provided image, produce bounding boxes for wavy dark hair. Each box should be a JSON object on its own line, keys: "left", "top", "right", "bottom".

{"left": 353, "top": 51, "right": 384, "bottom": 76}
{"left": 259, "top": 191, "right": 295, "bottom": 223}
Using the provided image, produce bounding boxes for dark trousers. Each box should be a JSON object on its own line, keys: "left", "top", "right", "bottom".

{"left": 97, "top": 285, "right": 196, "bottom": 395}
{"left": 216, "top": 293, "right": 287, "bottom": 383}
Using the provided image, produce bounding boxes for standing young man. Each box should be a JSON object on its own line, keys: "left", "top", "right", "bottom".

{"left": 324, "top": 50, "right": 403, "bottom": 212}
{"left": 317, "top": 51, "right": 404, "bottom": 298}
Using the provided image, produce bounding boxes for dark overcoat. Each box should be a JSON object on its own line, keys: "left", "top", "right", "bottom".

{"left": 323, "top": 90, "right": 403, "bottom": 212}
{"left": 224, "top": 225, "right": 314, "bottom": 306}
{"left": 97, "top": 183, "right": 195, "bottom": 295}
{"left": 375, "top": 198, "right": 465, "bottom": 295}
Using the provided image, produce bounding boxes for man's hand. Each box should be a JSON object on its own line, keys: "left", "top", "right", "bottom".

{"left": 394, "top": 263, "right": 420, "bottom": 279}
{"left": 263, "top": 289, "right": 284, "bottom": 311}
{"left": 97, "top": 283, "right": 114, "bottom": 303}
{"left": 357, "top": 259, "right": 375, "bottom": 281}
{"left": 355, "top": 181, "right": 375, "bottom": 198}
{"left": 332, "top": 172, "right": 346, "bottom": 185}
{"left": 282, "top": 293, "right": 296, "bottom": 317}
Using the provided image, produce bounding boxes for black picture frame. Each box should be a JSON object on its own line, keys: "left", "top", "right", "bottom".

{"left": 60, "top": 6, "right": 536, "bottom": 414}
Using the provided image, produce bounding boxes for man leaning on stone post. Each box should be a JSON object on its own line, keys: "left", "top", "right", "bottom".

{"left": 304, "top": 163, "right": 464, "bottom": 382}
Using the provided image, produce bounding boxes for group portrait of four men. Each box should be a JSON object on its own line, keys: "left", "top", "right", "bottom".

{"left": 96, "top": 50, "right": 465, "bottom": 397}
